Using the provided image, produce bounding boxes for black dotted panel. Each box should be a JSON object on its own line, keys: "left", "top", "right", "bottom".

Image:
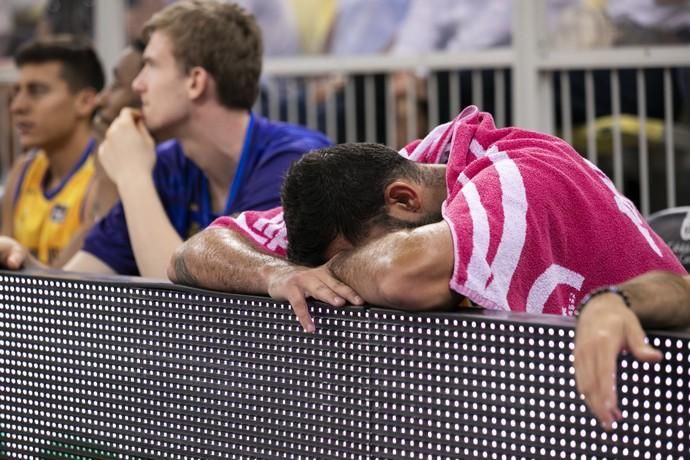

{"left": 369, "top": 309, "right": 690, "bottom": 460}
{"left": 0, "top": 271, "right": 688, "bottom": 460}
{"left": 0, "top": 272, "right": 370, "bottom": 459}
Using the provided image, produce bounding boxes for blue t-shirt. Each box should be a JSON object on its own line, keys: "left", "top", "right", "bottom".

{"left": 82, "top": 113, "right": 331, "bottom": 275}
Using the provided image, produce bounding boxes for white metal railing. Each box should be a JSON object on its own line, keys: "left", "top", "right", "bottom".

{"left": 254, "top": 45, "right": 690, "bottom": 216}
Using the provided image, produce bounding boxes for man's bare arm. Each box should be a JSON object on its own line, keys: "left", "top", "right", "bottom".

{"left": 575, "top": 271, "right": 690, "bottom": 430}
{"left": 169, "top": 226, "right": 289, "bottom": 292}
{"left": 1, "top": 155, "right": 30, "bottom": 237}
{"left": 621, "top": 271, "right": 690, "bottom": 328}
{"left": 168, "top": 227, "right": 362, "bottom": 332}
{"left": 328, "top": 221, "right": 457, "bottom": 310}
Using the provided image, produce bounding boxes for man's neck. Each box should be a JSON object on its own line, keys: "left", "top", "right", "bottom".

{"left": 422, "top": 164, "right": 449, "bottom": 210}
{"left": 43, "top": 122, "right": 93, "bottom": 188}
{"left": 177, "top": 106, "right": 251, "bottom": 213}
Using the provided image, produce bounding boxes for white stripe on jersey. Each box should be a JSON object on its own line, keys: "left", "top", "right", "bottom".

{"left": 461, "top": 150, "right": 528, "bottom": 310}
{"left": 526, "top": 264, "right": 584, "bottom": 314}
{"left": 483, "top": 152, "right": 528, "bottom": 309}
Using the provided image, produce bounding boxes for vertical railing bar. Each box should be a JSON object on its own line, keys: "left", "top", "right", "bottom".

{"left": 495, "top": 69, "right": 506, "bottom": 128}
{"left": 286, "top": 78, "right": 299, "bottom": 125}
{"left": 386, "top": 74, "right": 397, "bottom": 148}
{"left": 406, "top": 73, "right": 418, "bottom": 144}
{"left": 427, "top": 72, "right": 439, "bottom": 130}
{"left": 306, "top": 79, "right": 318, "bottom": 131}
{"left": 364, "top": 74, "right": 376, "bottom": 143}
{"left": 472, "top": 70, "right": 483, "bottom": 109}
{"left": 637, "top": 69, "right": 650, "bottom": 216}
{"left": 611, "top": 69, "right": 624, "bottom": 192}
{"left": 345, "top": 75, "right": 357, "bottom": 143}
{"left": 560, "top": 71, "right": 573, "bottom": 145}
{"left": 664, "top": 67, "right": 676, "bottom": 208}
{"left": 585, "top": 69, "right": 597, "bottom": 163}
{"left": 325, "top": 83, "right": 338, "bottom": 142}
{"left": 449, "top": 70, "right": 461, "bottom": 114}
{"left": 268, "top": 83, "right": 280, "bottom": 122}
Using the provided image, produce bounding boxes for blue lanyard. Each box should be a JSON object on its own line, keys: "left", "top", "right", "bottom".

{"left": 199, "top": 113, "right": 255, "bottom": 220}
{"left": 223, "top": 112, "right": 255, "bottom": 215}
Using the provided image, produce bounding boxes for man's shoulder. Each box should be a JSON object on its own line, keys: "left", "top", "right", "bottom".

{"left": 253, "top": 115, "right": 331, "bottom": 151}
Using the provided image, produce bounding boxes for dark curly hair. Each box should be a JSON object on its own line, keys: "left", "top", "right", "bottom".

{"left": 282, "top": 143, "right": 433, "bottom": 266}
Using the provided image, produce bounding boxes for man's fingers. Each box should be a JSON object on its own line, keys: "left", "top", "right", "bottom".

{"left": 1, "top": 242, "right": 26, "bottom": 269}
{"left": 591, "top": 338, "right": 622, "bottom": 430}
{"left": 626, "top": 319, "right": 664, "bottom": 363}
{"left": 309, "top": 282, "right": 344, "bottom": 306}
{"left": 575, "top": 329, "right": 621, "bottom": 431}
{"left": 287, "top": 290, "right": 315, "bottom": 333}
{"left": 269, "top": 266, "right": 363, "bottom": 332}
{"left": 320, "top": 276, "right": 363, "bottom": 306}
{"left": 6, "top": 253, "right": 22, "bottom": 269}
{"left": 574, "top": 343, "right": 609, "bottom": 429}
{"left": 574, "top": 346, "right": 594, "bottom": 406}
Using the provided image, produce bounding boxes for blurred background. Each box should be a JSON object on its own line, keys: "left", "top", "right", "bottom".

{"left": 1, "top": 0, "right": 689, "bottom": 215}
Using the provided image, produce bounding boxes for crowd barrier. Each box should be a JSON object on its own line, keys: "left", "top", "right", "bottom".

{"left": 0, "top": 269, "right": 688, "bottom": 459}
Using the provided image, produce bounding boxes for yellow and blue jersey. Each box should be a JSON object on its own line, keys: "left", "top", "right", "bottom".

{"left": 12, "top": 140, "right": 96, "bottom": 264}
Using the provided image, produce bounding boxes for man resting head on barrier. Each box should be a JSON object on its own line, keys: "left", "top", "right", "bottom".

{"left": 168, "top": 105, "right": 689, "bottom": 430}
{"left": 170, "top": 105, "right": 685, "bottom": 321}
{"left": 0, "top": 0, "right": 330, "bottom": 278}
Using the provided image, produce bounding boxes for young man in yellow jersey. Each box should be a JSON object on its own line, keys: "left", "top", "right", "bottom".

{"left": 1, "top": 35, "right": 104, "bottom": 266}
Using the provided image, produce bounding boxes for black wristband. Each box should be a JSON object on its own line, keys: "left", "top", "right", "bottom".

{"left": 576, "top": 285, "right": 631, "bottom": 320}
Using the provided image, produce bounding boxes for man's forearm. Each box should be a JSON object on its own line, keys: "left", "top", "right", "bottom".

{"left": 620, "top": 271, "right": 690, "bottom": 329}
{"left": 329, "top": 223, "right": 455, "bottom": 310}
{"left": 169, "top": 227, "right": 291, "bottom": 294}
{"left": 328, "top": 237, "right": 395, "bottom": 307}
{"left": 119, "top": 175, "right": 184, "bottom": 278}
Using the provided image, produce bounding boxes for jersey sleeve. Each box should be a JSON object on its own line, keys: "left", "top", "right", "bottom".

{"left": 210, "top": 206, "right": 287, "bottom": 258}
{"left": 81, "top": 202, "right": 139, "bottom": 275}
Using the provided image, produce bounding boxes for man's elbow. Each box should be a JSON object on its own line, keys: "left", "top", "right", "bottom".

{"left": 167, "top": 240, "right": 199, "bottom": 286}
{"left": 377, "top": 269, "right": 449, "bottom": 311}
{"left": 166, "top": 249, "right": 180, "bottom": 283}
{"left": 373, "top": 236, "right": 453, "bottom": 311}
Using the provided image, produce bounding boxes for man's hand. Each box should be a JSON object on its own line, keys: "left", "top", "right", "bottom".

{"left": 0, "top": 236, "right": 28, "bottom": 269}
{"left": 574, "top": 293, "right": 663, "bottom": 430}
{"left": 98, "top": 108, "right": 156, "bottom": 187}
{"left": 266, "top": 264, "right": 363, "bottom": 333}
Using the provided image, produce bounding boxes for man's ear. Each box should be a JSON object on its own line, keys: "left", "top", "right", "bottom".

{"left": 385, "top": 180, "right": 423, "bottom": 213}
{"left": 74, "top": 88, "right": 99, "bottom": 118}
{"left": 187, "top": 66, "right": 210, "bottom": 101}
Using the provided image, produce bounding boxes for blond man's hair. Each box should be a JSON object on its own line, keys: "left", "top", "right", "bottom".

{"left": 142, "top": 0, "right": 262, "bottom": 110}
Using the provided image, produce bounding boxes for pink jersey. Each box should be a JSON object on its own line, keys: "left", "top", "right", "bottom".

{"left": 211, "top": 207, "right": 288, "bottom": 257}
{"left": 438, "top": 107, "right": 685, "bottom": 315}
{"left": 211, "top": 106, "right": 686, "bottom": 315}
